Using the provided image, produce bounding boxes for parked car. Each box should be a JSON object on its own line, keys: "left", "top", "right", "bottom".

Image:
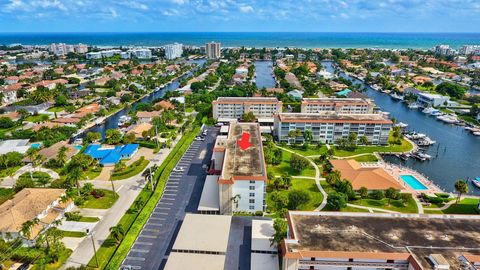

{"left": 173, "top": 167, "right": 184, "bottom": 172}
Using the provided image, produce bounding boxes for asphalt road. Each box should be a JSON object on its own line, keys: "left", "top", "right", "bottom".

{"left": 120, "top": 126, "right": 217, "bottom": 270}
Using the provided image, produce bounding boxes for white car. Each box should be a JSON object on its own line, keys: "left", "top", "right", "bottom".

{"left": 195, "top": 136, "right": 205, "bottom": 141}
{"left": 173, "top": 167, "right": 184, "bottom": 172}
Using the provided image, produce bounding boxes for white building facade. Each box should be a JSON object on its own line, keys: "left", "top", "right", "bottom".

{"left": 212, "top": 97, "right": 282, "bottom": 120}
{"left": 165, "top": 43, "right": 183, "bottom": 59}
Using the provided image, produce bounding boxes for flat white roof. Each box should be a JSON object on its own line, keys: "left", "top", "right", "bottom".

{"left": 251, "top": 219, "right": 277, "bottom": 252}
{"left": 172, "top": 213, "right": 231, "bottom": 253}
{"left": 251, "top": 253, "right": 279, "bottom": 270}
{"left": 257, "top": 118, "right": 274, "bottom": 123}
{"left": 164, "top": 252, "right": 225, "bottom": 270}
{"left": 259, "top": 126, "right": 273, "bottom": 134}
{"left": 0, "top": 139, "right": 30, "bottom": 155}
{"left": 220, "top": 125, "right": 230, "bottom": 134}
{"left": 217, "top": 117, "right": 237, "bottom": 123}
{"left": 198, "top": 175, "right": 220, "bottom": 211}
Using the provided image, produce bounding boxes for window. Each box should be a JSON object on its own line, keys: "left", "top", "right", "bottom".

{"left": 249, "top": 193, "right": 255, "bottom": 197}
{"left": 249, "top": 199, "right": 255, "bottom": 203}
{"left": 249, "top": 186, "right": 255, "bottom": 190}
{"left": 249, "top": 206, "right": 254, "bottom": 210}
{"left": 249, "top": 181, "right": 255, "bottom": 184}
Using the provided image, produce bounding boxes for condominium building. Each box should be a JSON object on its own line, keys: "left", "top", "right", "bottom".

{"left": 200, "top": 123, "right": 266, "bottom": 215}
{"left": 459, "top": 45, "right": 480, "bottom": 55}
{"left": 49, "top": 43, "right": 88, "bottom": 55}
{"left": 127, "top": 48, "right": 152, "bottom": 59}
{"left": 301, "top": 98, "right": 375, "bottom": 114}
{"left": 206, "top": 41, "right": 221, "bottom": 59}
{"left": 212, "top": 97, "right": 282, "bottom": 120}
{"left": 434, "top": 44, "right": 455, "bottom": 56}
{"left": 281, "top": 211, "right": 480, "bottom": 270}
{"left": 274, "top": 112, "right": 392, "bottom": 145}
{"left": 165, "top": 43, "right": 183, "bottom": 59}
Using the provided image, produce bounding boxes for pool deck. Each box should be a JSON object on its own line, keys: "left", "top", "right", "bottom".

{"left": 381, "top": 162, "right": 442, "bottom": 195}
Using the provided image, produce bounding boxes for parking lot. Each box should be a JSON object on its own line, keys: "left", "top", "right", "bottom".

{"left": 121, "top": 126, "right": 217, "bottom": 270}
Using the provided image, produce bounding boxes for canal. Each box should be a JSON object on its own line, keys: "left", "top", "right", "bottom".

{"left": 76, "top": 59, "right": 206, "bottom": 138}
{"left": 322, "top": 61, "right": 480, "bottom": 194}
{"left": 254, "top": 61, "right": 276, "bottom": 89}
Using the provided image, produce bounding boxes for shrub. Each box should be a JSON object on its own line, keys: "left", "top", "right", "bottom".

{"left": 326, "top": 192, "right": 347, "bottom": 210}
{"left": 370, "top": 190, "right": 385, "bottom": 200}
{"left": 91, "top": 189, "right": 105, "bottom": 198}
{"left": 254, "top": 211, "right": 263, "bottom": 216}
{"left": 65, "top": 211, "right": 82, "bottom": 221}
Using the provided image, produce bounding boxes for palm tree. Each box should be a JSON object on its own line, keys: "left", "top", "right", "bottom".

{"left": 454, "top": 180, "right": 468, "bottom": 204}
{"left": 67, "top": 167, "right": 84, "bottom": 196}
{"left": 109, "top": 225, "right": 125, "bottom": 244}
{"left": 57, "top": 146, "right": 68, "bottom": 164}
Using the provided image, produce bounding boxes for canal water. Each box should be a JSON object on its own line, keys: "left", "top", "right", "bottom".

{"left": 321, "top": 61, "right": 480, "bottom": 194}
{"left": 254, "top": 61, "right": 276, "bottom": 89}
{"left": 76, "top": 59, "right": 206, "bottom": 139}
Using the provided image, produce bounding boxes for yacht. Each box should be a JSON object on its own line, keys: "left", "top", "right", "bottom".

{"left": 430, "top": 110, "right": 442, "bottom": 116}
{"left": 408, "top": 102, "right": 420, "bottom": 109}
{"left": 390, "top": 93, "right": 404, "bottom": 101}
{"left": 437, "top": 114, "right": 459, "bottom": 124}
{"left": 118, "top": 115, "right": 132, "bottom": 127}
{"left": 422, "top": 107, "right": 435, "bottom": 114}
{"left": 394, "top": 122, "right": 409, "bottom": 129}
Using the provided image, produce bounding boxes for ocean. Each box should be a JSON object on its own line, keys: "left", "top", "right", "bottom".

{"left": 0, "top": 32, "right": 480, "bottom": 49}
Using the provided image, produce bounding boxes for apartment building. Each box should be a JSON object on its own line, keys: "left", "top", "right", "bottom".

{"left": 127, "top": 48, "right": 152, "bottom": 59}
{"left": 49, "top": 43, "right": 88, "bottom": 56}
{"left": 206, "top": 41, "right": 221, "bottom": 59}
{"left": 165, "top": 43, "right": 183, "bottom": 59}
{"left": 301, "top": 98, "right": 375, "bottom": 114}
{"left": 281, "top": 211, "right": 480, "bottom": 270}
{"left": 212, "top": 97, "right": 282, "bottom": 121}
{"left": 274, "top": 112, "right": 392, "bottom": 145}
{"left": 204, "top": 123, "right": 266, "bottom": 215}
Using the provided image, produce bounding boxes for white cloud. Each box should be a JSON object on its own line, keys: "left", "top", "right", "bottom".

{"left": 109, "top": 8, "right": 118, "bottom": 18}
{"left": 239, "top": 5, "right": 253, "bottom": 13}
{"left": 170, "top": 0, "right": 187, "bottom": 4}
{"left": 339, "top": 12, "right": 349, "bottom": 19}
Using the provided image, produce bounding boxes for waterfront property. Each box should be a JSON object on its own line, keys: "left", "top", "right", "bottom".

{"left": 0, "top": 188, "right": 73, "bottom": 240}
{"left": 207, "top": 123, "right": 267, "bottom": 214}
{"left": 281, "top": 211, "right": 480, "bottom": 270}
{"left": 301, "top": 97, "right": 375, "bottom": 114}
{"left": 0, "top": 139, "right": 31, "bottom": 155}
{"left": 330, "top": 159, "right": 403, "bottom": 190}
{"left": 274, "top": 112, "right": 392, "bottom": 145}
{"left": 212, "top": 97, "right": 282, "bottom": 121}
{"left": 84, "top": 144, "right": 139, "bottom": 166}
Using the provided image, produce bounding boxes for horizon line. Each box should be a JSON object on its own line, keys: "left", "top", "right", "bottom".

{"left": 1, "top": 31, "right": 480, "bottom": 34}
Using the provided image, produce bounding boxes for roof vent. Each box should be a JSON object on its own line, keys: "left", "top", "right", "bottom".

{"left": 428, "top": 254, "right": 450, "bottom": 270}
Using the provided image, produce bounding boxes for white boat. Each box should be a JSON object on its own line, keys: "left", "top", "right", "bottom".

{"left": 422, "top": 107, "right": 435, "bottom": 114}
{"left": 410, "top": 133, "right": 427, "bottom": 139}
{"left": 408, "top": 103, "right": 420, "bottom": 109}
{"left": 390, "top": 93, "right": 404, "bottom": 101}
{"left": 118, "top": 115, "right": 132, "bottom": 127}
{"left": 395, "top": 122, "right": 409, "bottom": 129}
{"left": 472, "top": 178, "right": 480, "bottom": 188}
{"left": 437, "top": 114, "right": 459, "bottom": 124}
{"left": 430, "top": 110, "right": 442, "bottom": 116}
{"left": 473, "top": 131, "right": 480, "bottom": 136}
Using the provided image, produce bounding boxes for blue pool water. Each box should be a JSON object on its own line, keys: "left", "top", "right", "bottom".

{"left": 74, "top": 145, "right": 83, "bottom": 151}
{"left": 30, "top": 142, "right": 42, "bottom": 149}
{"left": 400, "top": 175, "right": 428, "bottom": 191}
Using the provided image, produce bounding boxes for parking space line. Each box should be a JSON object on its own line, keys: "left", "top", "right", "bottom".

{"left": 157, "top": 201, "right": 173, "bottom": 205}
{"left": 139, "top": 234, "right": 157, "bottom": 239}
{"left": 142, "top": 228, "right": 160, "bottom": 233}
{"left": 131, "top": 249, "right": 150, "bottom": 253}
{"left": 126, "top": 257, "right": 146, "bottom": 261}
{"left": 162, "top": 197, "right": 175, "bottom": 200}
{"left": 156, "top": 207, "right": 170, "bottom": 210}
{"left": 147, "top": 222, "right": 163, "bottom": 226}
{"left": 149, "top": 217, "right": 165, "bottom": 220}
{"left": 135, "top": 241, "right": 153, "bottom": 245}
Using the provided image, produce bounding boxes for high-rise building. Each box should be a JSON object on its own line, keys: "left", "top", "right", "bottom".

{"left": 434, "top": 44, "right": 455, "bottom": 56}
{"left": 212, "top": 97, "right": 282, "bottom": 120}
{"left": 460, "top": 45, "right": 480, "bottom": 55}
{"left": 206, "top": 41, "right": 221, "bottom": 59}
{"left": 165, "top": 43, "right": 183, "bottom": 59}
{"left": 50, "top": 43, "right": 88, "bottom": 55}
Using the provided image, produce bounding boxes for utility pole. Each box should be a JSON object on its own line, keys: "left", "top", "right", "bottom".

{"left": 86, "top": 229, "right": 99, "bottom": 268}
{"left": 110, "top": 179, "right": 117, "bottom": 198}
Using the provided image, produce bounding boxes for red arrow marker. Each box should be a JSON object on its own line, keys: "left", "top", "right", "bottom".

{"left": 237, "top": 132, "right": 252, "bottom": 151}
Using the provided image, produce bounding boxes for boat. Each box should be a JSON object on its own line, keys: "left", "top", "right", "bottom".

{"left": 422, "top": 107, "right": 435, "bottom": 114}
{"left": 430, "top": 110, "right": 442, "bottom": 116}
{"left": 394, "top": 122, "right": 409, "bottom": 129}
{"left": 474, "top": 131, "right": 480, "bottom": 136}
{"left": 408, "top": 103, "right": 420, "bottom": 109}
{"left": 390, "top": 93, "right": 404, "bottom": 101}
{"left": 472, "top": 178, "right": 480, "bottom": 188}
{"left": 118, "top": 115, "right": 132, "bottom": 127}
{"left": 437, "top": 114, "right": 459, "bottom": 124}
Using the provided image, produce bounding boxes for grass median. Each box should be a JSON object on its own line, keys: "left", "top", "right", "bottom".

{"left": 87, "top": 126, "right": 200, "bottom": 269}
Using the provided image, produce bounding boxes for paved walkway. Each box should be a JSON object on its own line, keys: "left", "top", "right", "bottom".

{"left": 1, "top": 164, "right": 60, "bottom": 188}
{"left": 63, "top": 138, "right": 180, "bottom": 269}
{"left": 274, "top": 145, "right": 328, "bottom": 210}
{"left": 346, "top": 203, "right": 399, "bottom": 213}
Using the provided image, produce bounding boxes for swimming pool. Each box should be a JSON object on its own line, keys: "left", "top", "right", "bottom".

{"left": 30, "top": 142, "right": 43, "bottom": 149}
{"left": 74, "top": 145, "right": 83, "bottom": 151}
{"left": 400, "top": 175, "right": 428, "bottom": 190}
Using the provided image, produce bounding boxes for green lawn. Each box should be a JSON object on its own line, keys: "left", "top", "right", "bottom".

{"left": 266, "top": 178, "right": 323, "bottom": 214}
{"left": 333, "top": 138, "right": 413, "bottom": 157}
{"left": 47, "top": 106, "right": 65, "bottom": 113}
{"left": 350, "top": 197, "right": 418, "bottom": 213}
{"left": 59, "top": 230, "right": 87, "bottom": 238}
{"left": 25, "top": 114, "right": 50, "bottom": 123}
{"left": 78, "top": 216, "right": 100, "bottom": 222}
{"left": 110, "top": 157, "right": 150, "bottom": 181}
{"left": 0, "top": 188, "right": 14, "bottom": 205}
{"left": 31, "top": 248, "right": 72, "bottom": 270}
{"left": 79, "top": 189, "right": 118, "bottom": 209}
{"left": 349, "top": 154, "right": 378, "bottom": 162}
{"left": 267, "top": 150, "right": 316, "bottom": 178}
{"left": 0, "top": 165, "right": 21, "bottom": 178}
{"left": 282, "top": 144, "right": 328, "bottom": 157}
{"left": 84, "top": 167, "right": 102, "bottom": 180}
{"left": 19, "top": 171, "right": 52, "bottom": 186}
{"left": 429, "top": 198, "right": 480, "bottom": 215}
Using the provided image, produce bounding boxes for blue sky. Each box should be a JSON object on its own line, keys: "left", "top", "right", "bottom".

{"left": 0, "top": 0, "right": 479, "bottom": 32}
